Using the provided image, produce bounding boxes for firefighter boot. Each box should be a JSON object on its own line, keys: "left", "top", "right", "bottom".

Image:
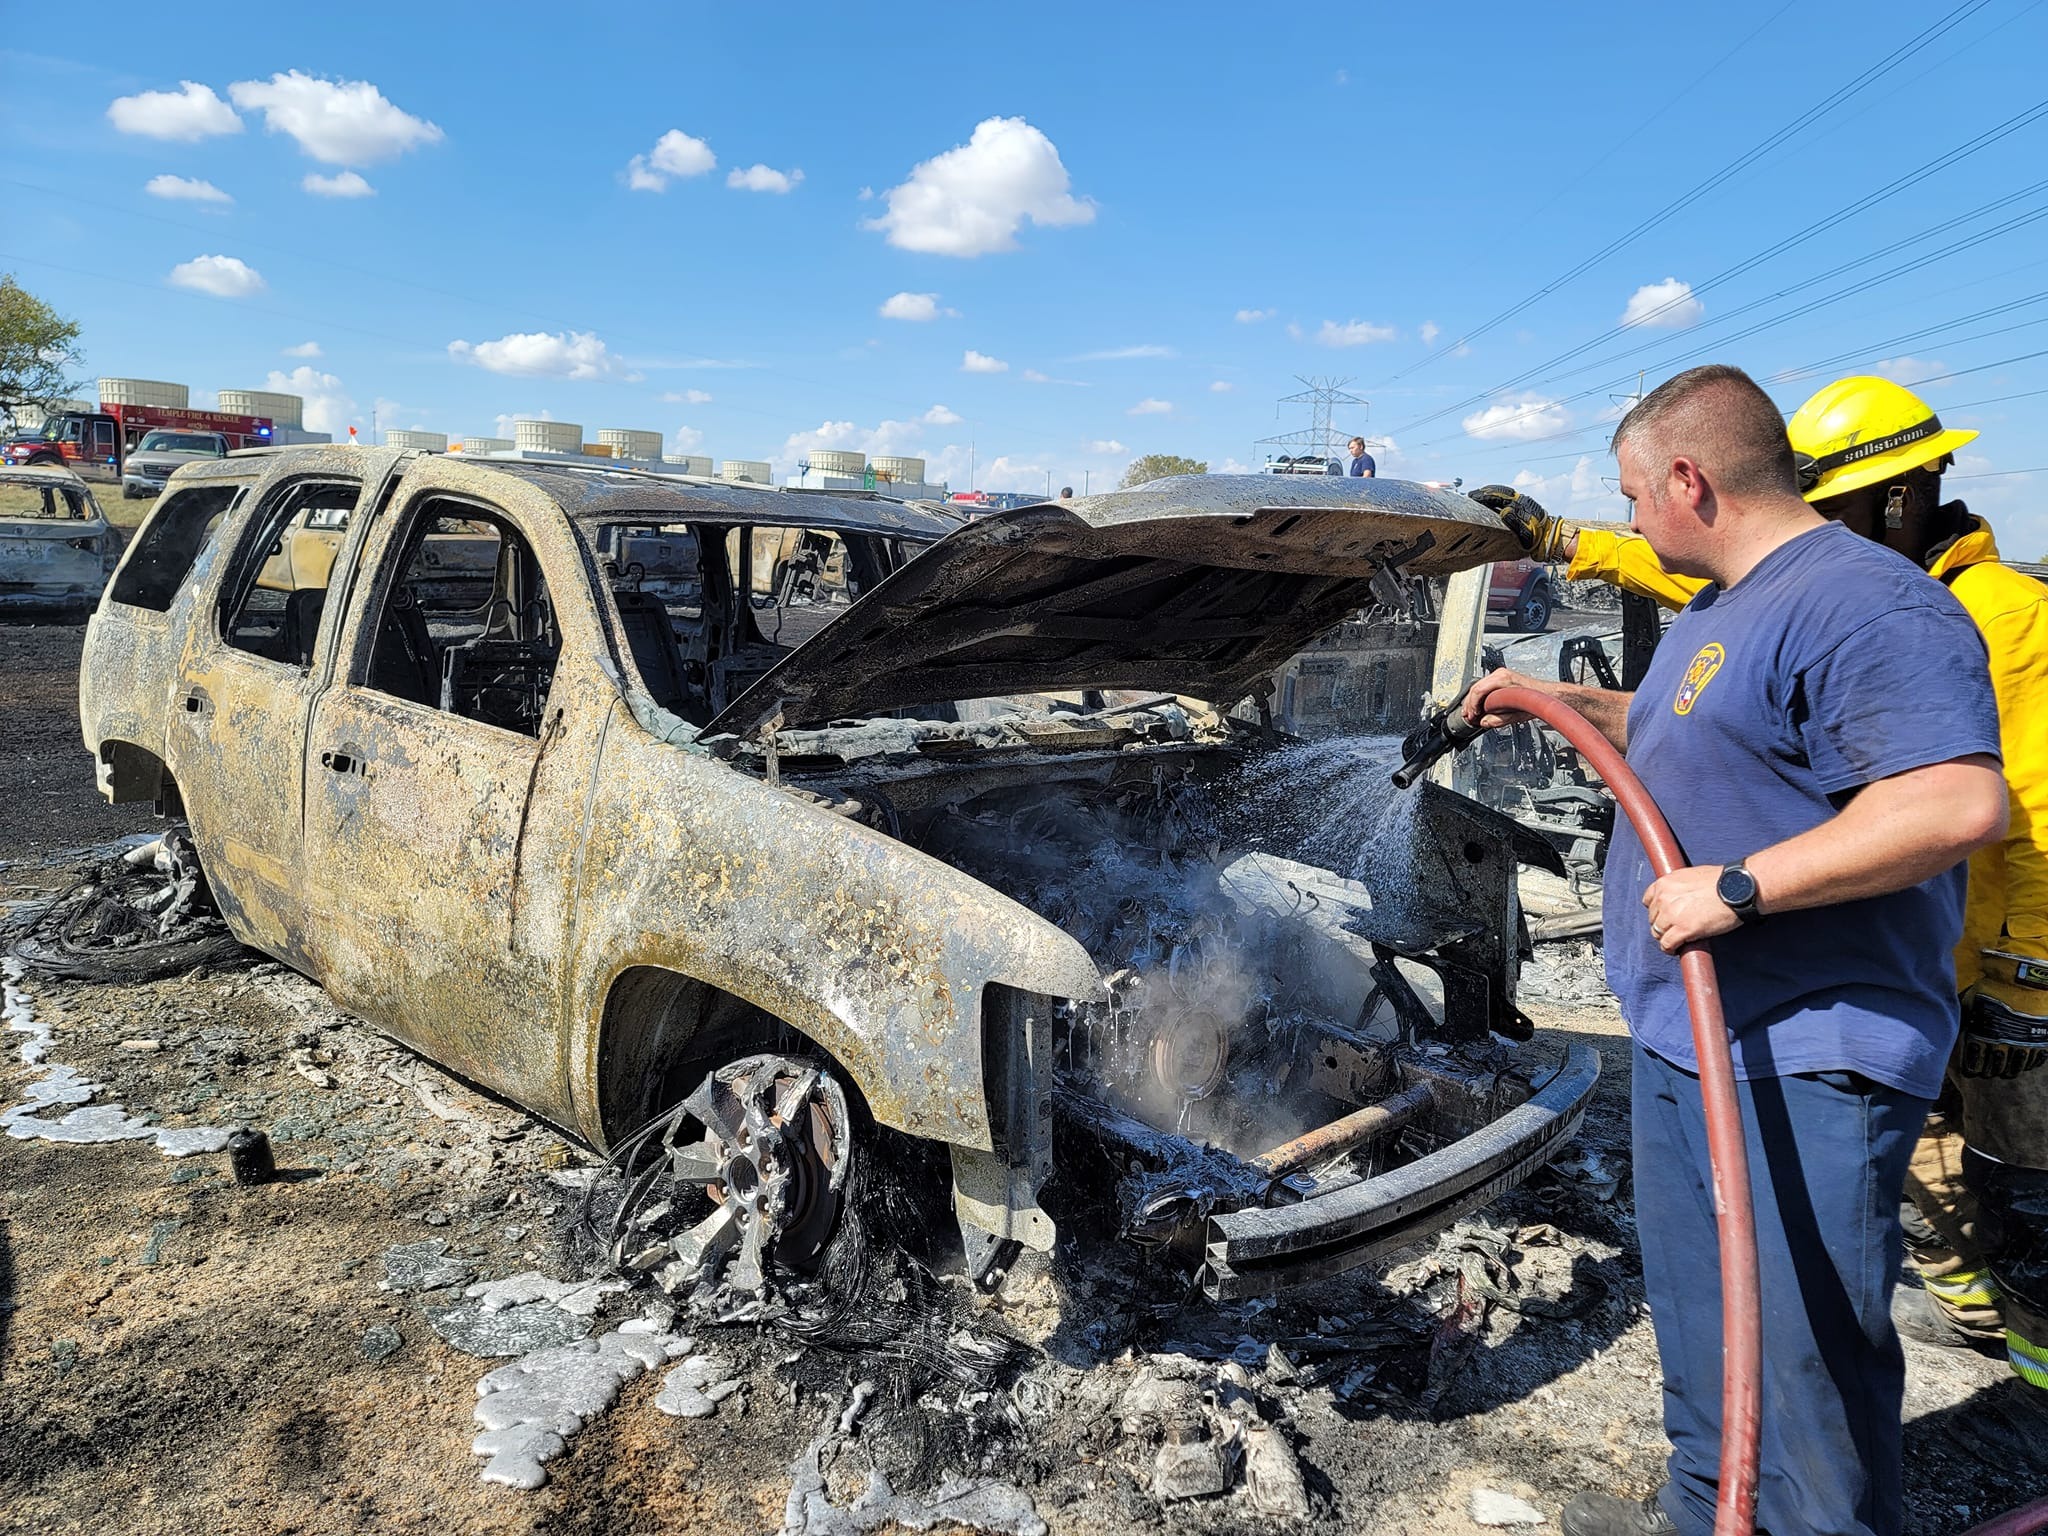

{"left": 1560, "top": 1489, "right": 1679, "bottom": 1536}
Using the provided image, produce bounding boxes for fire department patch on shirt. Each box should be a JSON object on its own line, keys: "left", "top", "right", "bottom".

{"left": 1673, "top": 642, "right": 1725, "bottom": 715}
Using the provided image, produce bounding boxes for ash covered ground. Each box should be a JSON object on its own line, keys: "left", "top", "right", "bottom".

{"left": 2, "top": 621, "right": 2040, "bottom": 1536}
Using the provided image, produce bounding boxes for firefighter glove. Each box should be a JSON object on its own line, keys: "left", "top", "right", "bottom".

{"left": 1470, "top": 484, "right": 1574, "bottom": 561}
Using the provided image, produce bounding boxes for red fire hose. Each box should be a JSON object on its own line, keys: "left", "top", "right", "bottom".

{"left": 1482, "top": 688, "right": 2048, "bottom": 1536}
{"left": 1485, "top": 686, "right": 1762, "bottom": 1536}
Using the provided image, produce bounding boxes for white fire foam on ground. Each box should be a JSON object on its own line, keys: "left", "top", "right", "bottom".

{"left": 0, "top": 959, "right": 230, "bottom": 1156}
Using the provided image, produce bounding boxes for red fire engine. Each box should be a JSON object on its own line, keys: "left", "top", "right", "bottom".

{"left": 5, "top": 403, "right": 275, "bottom": 476}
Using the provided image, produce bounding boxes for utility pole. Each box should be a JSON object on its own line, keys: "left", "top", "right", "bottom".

{"left": 969, "top": 440, "right": 975, "bottom": 493}
{"left": 1084, "top": 469, "right": 1091, "bottom": 496}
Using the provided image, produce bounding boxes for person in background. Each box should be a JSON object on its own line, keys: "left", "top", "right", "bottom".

{"left": 1347, "top": 436, "right": 1377, "bottom": 477}
{"left": 1058, "top": 485, "right": 1075, "bottom": 501}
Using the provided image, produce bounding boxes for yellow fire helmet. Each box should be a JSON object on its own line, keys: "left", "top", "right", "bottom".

{"left": 1786, "top": 374, "right": 1978, "bottom": 502}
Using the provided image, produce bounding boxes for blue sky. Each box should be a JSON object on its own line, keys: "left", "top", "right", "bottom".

{"left": 5, "top": 1, "right": 2048, "bottom": 551}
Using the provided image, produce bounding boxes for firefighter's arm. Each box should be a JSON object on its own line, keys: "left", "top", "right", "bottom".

{"left": 1565, "top": 527, "right": 1708, "bottom": 613}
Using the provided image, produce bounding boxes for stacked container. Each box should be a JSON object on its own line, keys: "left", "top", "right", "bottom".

{"left": 218, "top": 389, "right": 305, "bottom": 428}
{"left": 514, "top": 419, "right": 583, "bottom": 454}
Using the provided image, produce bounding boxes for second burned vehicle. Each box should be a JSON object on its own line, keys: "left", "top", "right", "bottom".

{"left": 78, "top": 448, "right": 1597, "bottom": 1312}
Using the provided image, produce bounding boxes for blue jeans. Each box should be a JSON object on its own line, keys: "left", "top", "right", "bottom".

{"left": 1631, "top": 1040, "right": 1929, "bottom": 1536}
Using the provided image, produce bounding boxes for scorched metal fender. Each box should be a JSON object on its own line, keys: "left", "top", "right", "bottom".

{"left": 564, "top": 707, "right": 1105, "bottom": 1152}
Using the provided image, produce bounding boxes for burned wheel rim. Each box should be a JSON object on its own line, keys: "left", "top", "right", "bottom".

{"left": 669, "top": 1053, "right": 852, "bottom": 1293}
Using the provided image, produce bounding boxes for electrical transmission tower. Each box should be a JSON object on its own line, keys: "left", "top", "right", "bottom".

{"left": 1256, "top": 376, "right": 1369, "bottom": 464}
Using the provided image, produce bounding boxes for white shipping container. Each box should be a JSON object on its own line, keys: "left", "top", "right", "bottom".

{"left": 98, "top": 377, "right": 189, "bottom": 410}
{"left": 514, "top": 419, "right": 583, "bottom": 454}
{"left": 218, "top": 389, "right": 305, "bottom": 428}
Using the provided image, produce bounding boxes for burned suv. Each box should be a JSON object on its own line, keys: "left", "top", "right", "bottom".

{"left": 79, "top": 447, "right": 1596, "bottom": 1309}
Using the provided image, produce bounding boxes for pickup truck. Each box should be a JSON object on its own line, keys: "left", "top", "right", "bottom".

{"left": 79, "top": 447, "right": 1595, "bottom": 1312}
{"left": 122, "top": 430, "right": 231, "bottom": 500}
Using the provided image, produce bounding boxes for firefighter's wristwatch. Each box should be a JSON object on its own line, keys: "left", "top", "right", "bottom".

{"left": 1716, "top": 861, "right": 1763, "bottom": 925}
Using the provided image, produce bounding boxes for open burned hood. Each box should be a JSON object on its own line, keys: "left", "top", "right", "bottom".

{"left": 703, "top": 474, "right": 1520, "bottom": 737}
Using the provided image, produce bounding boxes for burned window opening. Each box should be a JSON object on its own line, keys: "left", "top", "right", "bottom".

{"left": 108, "top": 482, "right": 243, "bottom": 612}
{"left": 218, "top": 478, "right": 361, "bottom": 667}
{"left": 362, "top": 498, "right": 560, "bottom": 738}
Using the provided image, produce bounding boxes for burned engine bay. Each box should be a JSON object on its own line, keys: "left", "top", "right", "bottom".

{"left": 612, "top": 701, "right": 1599, "bottom": 1308}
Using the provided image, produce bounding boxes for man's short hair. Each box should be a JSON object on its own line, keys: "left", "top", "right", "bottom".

{"left": 1348, "top": 437, "right": 1366, "bottom": 450}
{"left": 1610, "top": 363, "right": 1798, "bottom": 499}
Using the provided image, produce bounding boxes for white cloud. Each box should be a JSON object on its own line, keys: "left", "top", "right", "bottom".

{"left": 1335, "top": 68, "right": 1350, "bottom": 86}
{"left": 880, "top": 291, "right": 949, "bottom": 322}
{"left": 282, "top": 341, "right": 322, "bottom": 358}
{"left": 1871, "top": 356, "right": 1953, "bottom": 390}
{"left": 1128, "top": 398, "right": 1173, "bottom": 416}
{"left": 227, "top": 71, "right": 441, "bottom": 165}
{"left": 1209, "top": 380, "right": 1233, "bottom": 393}
{"left": 1071, "top": 344, "right": 1175, "bottom": 361}
{"left": 1620, "top": 277, "right": 1704, "bottom": 330}
{"left": 1316, "top": 318, "right": 1398, "bottom": 347}
{"left": 726, "top": 163, "right": 802, "bottom": 193}
{"left": 962, "top": 349, "right": 1008, "bottom": 374}
{"left": 1235, "top": 308, "right": 1276, "bottom": 324}
{"left": 302, "top": 170, "right": 374, "bottom": 198}
{"left": 1022, "top": 368, "right": 1087, "bottom": 386}
{"left": 626, "top": 128, "right": 716, "bottom": 191}
{"left": 866, "top": 115, "right": 1094, "bottom": 257}
{"left": 1215, "top": 457, "right": 1254, "bottom": 474}
{"left": 265, "top": 366, "right": 354, "bottom": 436}
{"left": 108, "top": 82, "right": 241, "bottom": 142}
{"left": 1462, "top": 394, "right": 1571, "bottom": 442}
{"left": 1511, "top": 454, "right": 1628, "bottom": 520}
{"left": 145, "top": 174, "right": 230, "bottom": 204}
{"left": 1419, "top": 321, "right": 1441, "bottom": 345}
{"left": 662, "top": 388, "right": 714, "bottom": 405}
{"left": 1088, "top": 438, "right": 1126, "bottom": 454}
{"left": 923, "top": 404, "right": 962, "bottom": 425}
{"left": 167, "top": 254, "right": 264, "bottom": 298}
{"left": 447, "top": 329, "right": 637, "bottom": 381}
{"left": 1285, "top": 321, "right": 1304, "bottom": 341}
{"left": 671, "top": 425, "right": 705, "bottom": 453}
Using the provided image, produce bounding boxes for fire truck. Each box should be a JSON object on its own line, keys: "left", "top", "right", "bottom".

{"left": 4, "top": 403, "right": 275, "bottom": 479}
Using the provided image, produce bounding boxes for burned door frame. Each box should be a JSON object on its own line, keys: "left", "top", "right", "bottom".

{"left": 80, "top": 473, "right": 257, "bottom": 804}
{"left": 298, "top": 460, "right": 608, "bottom": 1125}
{"left": 162, "top": 468, "right": 379, "bottom": 969}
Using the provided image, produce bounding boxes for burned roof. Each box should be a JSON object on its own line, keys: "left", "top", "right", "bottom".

{"left": 478, "top": 460, "right": 964, "bottom": 541}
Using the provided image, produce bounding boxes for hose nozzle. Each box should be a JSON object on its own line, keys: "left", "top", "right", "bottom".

{"left": 1391, "top": 685, "right": 1484, "bottom": 789}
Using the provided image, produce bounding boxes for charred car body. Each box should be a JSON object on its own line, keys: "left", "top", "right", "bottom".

{"left": 79, "top": 448, "right": 1597, "bottom": 1310}
{"left": 0, "top": 464, "right": 119, "bottom": 612}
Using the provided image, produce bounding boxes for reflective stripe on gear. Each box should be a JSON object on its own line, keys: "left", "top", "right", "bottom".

{"left": 1926, "top": 1268, "right": 2003, "bottom": 1309}
{"left": 2007, "top": 1329, "right": 2048, "bottom": 1389}
{"left": 1786, "top": 374, "right": 1980, "bottom": 501}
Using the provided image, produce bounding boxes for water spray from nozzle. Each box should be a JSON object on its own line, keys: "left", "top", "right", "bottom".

{"left": 1390, "top": 681, "right": 1485, "bottom": 790}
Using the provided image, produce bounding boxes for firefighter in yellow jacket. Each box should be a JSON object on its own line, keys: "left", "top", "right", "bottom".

{"left": 1474, "top": 375, "right": 2048, "bottom": 1404}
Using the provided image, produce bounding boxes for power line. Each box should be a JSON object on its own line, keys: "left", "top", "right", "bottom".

{"left": 1403, "top": 210, "right": 2048, "bottom": 455}
{"left": 1389, "top": 105, "right": 2048, "bottom": 436}
{"left": 1371, "top": 0, "right": 2001, "bottom": 388}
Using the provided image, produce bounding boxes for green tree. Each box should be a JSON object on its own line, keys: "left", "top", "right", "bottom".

{"left": 1118, "top": 453, "right": 1208, "bottom": 489}
{"left": 0, "top": 275, "right": 84, "bottom": 422}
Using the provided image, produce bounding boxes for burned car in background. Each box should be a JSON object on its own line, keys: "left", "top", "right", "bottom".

{"left": 0, "top": 464, "right": 119, "bottom": 613}
{"left": 78, "top": 448, "right": 1597, "bottom": 1314}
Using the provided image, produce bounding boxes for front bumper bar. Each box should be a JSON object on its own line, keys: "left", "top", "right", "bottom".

{"left": 1198, "top": 1041, "right": 1601, "bottom": 1299}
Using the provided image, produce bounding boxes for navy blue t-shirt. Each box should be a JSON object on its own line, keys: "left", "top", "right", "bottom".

{"left": 1605, "top": 520, "right": 2001, "bottom": 1099}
